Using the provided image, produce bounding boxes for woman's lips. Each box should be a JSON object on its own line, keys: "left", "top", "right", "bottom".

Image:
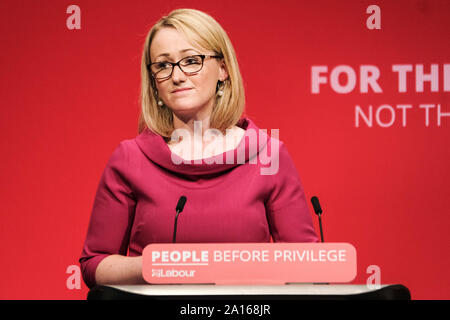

{"left": 172, "top": 88, "right": 192, "bottom": 94}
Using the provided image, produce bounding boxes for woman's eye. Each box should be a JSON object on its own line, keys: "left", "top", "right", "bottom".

{"left": 183, "top": 57, "right": 201, "bottom": 65}
{"left": 157, "top": 62, "right": 171, "bottom": 69}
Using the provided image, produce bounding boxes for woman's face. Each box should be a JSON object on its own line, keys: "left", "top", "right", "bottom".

{"left": 149, "top": 27, "right": 228, "bottom": 118}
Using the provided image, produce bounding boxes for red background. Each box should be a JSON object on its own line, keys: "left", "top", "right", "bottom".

{"left": 0, "top": 0, "right": 448, "bottom": 299}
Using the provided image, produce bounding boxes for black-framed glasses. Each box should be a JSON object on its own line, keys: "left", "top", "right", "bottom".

{"left": 148, "top": 54, "right": 223, "bottom": 80}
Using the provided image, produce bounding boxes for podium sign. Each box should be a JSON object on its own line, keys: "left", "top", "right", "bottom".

{"left": 142, "top": 243, "right": 356, "bottom": 285}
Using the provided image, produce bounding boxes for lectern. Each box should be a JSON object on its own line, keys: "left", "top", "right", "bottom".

{"left": 88, "top": 243, "right": 411, "bottom": 302}
{"left": 88, "top": 284, "right": 411, "bottom": 300}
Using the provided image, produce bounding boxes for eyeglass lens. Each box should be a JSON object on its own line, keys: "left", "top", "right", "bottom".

{"left": 151, "top": 55, "right": 204, "bottom": 79}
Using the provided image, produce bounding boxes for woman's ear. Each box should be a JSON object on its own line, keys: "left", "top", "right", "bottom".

{"left": 219, "top": 59, "right": 229, "bottom": 82}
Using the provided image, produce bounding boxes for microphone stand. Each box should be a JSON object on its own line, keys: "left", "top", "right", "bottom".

{"left": 317, "top": 212, "right": 324, "bottom": 243}
{"left": 173, "top": 209, "right": 181, "bottom": 243}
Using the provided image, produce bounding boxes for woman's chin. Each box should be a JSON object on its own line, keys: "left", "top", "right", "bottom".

{"left": 169, "top": 104, "right": 203, "bottom": 115}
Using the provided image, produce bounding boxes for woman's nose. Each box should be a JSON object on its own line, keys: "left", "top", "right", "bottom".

{"left": 171, "top": 65, "right": 187, "bottom": 83}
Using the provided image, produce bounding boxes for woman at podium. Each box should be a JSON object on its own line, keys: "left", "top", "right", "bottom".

{"left": 79, "top": 8, "right": 318, "bottom": 289}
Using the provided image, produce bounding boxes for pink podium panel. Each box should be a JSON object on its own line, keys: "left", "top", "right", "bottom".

{"left": 142, "top": 243, "right": 357, "bottom": 285}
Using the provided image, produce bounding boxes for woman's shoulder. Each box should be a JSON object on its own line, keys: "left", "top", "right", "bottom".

{"left": 107, "top": 137, "right": 141, "bottom": 163}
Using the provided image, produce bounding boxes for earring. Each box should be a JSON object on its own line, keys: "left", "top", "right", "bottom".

{"left": 154, "top": 88, "right": 164, "bottom": 107}
{"left": 217, "top": 81, "right": 225, "bottom": 97}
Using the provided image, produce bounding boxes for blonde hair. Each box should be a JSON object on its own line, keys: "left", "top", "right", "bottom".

{"left": 138, "top": 8, "right": 245, "bottom": 137}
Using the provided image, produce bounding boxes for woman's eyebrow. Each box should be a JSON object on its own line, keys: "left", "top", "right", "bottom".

{"left": 155, "top": 48, "right": 199, "bottom": 59}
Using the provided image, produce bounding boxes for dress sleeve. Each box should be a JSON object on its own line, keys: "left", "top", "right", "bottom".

{"left": 265, "top": 142, "right": 319, "bottom": 243}
{"left": 79, "top": 141, "right": 137, "bottom": 288}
